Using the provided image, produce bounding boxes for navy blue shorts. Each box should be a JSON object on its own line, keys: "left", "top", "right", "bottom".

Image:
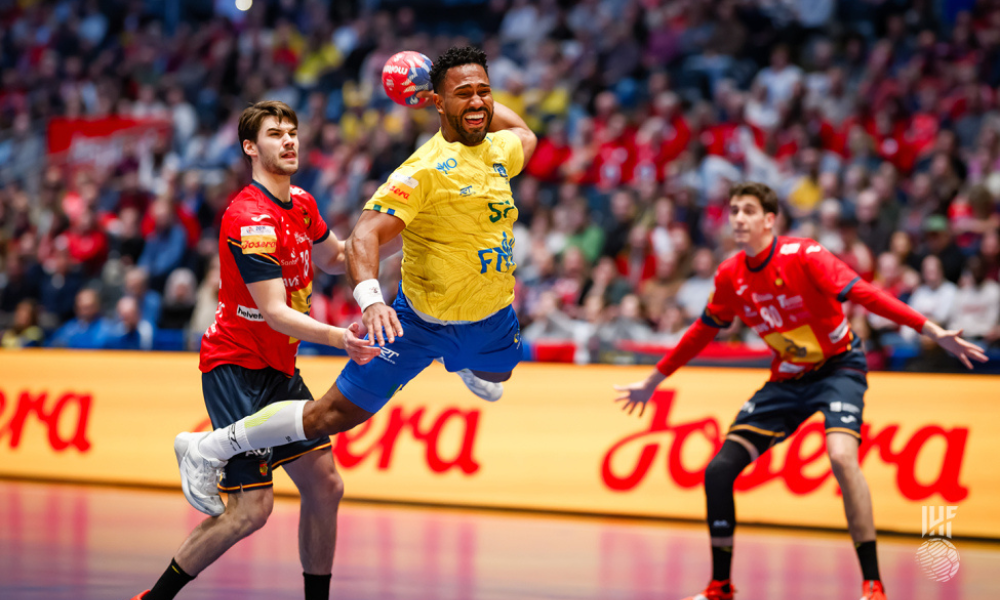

{"left": 202, "top": 364, "right": 331, "bottom": 492}
{"left": 729, "top": 348, "right": 869, "bottom": 446}
{"left": 336, "top": 285, "right": 522, "bottom": 413}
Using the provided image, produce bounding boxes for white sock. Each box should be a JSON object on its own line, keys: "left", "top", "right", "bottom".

{"left": 198, "top": 400, "right": 308, "bottom": 461}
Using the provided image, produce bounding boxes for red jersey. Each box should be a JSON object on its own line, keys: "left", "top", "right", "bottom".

{"left": 199, "top": 181, "right": 329, "bottom": 376}
{"left": 704, "top": 236, "right": 862, "bottom": 381}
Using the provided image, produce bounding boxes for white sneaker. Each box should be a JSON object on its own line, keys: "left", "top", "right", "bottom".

{"left": 174, "top": 432, "right": 228, "bottom": 516}
{"left": 456, "top": 368, "right": 503, "bottom": 402}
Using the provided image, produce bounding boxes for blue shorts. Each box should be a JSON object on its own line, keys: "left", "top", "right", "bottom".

{"left": 202, "top": 364, "right": 331, "bottom": 492}
{"left": 729, "top": 348, "right": 869, "bottom": 446}
{"left": 336, "top": 285, "right": 522, "bottom": 413}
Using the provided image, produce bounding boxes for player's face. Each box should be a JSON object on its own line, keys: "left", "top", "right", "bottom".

{"left": 729, "top": 195, "right": 775, "bottom": 250}
{"left": 249, "top": 116, "right": 298, "bottom": 176}
{"left": 435, "top": 63, "right": 493, "bottom": 145}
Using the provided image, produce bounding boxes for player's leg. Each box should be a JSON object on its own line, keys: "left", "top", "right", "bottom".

{"left": 142, "top": 488, "right": 274, "bottom": 600}
{"left": 283, "top": 449, "right": 343, "bottom": 600}
{"left": 815, "top": 361, "right": 885, "bottom": 598}
{"left": 684, "top": 383, "right": 793, "bottom": 600}
{"left": 191, "top": 300, "right": 439, "bottom": 465}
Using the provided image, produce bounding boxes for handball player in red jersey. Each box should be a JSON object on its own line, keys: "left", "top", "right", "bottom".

{"left": 130, "top": 101, "right": 385, "bottom": 600}
{"left": 614, "top": 182, "right": 987, "bottom": 600}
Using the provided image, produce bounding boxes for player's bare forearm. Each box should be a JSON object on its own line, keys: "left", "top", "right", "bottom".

{"left": 314, "top": 236, "right": 347, "bottom": 275}
{"left": 346, "top": 210, "right": 406, "bottom": 284}
{"left": 246, "top": 278, "right": 343, "bottom": 346}
{"left": 490, "top": 101, "right": 537, "bottom": 162}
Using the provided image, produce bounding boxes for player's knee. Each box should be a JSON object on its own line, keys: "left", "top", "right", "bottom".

{"left": 704, "top": 441, "right": 753, "bottom": 493}
{"left": 307, "top": 392, "right": 372, "bottom": 437}
{"left": 704, "top": 456, "right": 738, "bottom": 492}
{"left": 227, "top": 497, "right": 273, "bottom": 535}
{"left": 827, "top": 447, "right": 859, "bottom": 477}
{"left": 311, "top": 468, "right": 345, "bottom": 504}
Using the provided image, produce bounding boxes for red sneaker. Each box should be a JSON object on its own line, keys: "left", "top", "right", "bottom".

{"left": 681, "top": 579, "right": 735, "bottom": 600}
{"left": 860, "top": 580, "right": 887, "bottom": 600}
{"left": 128, "top": 591, "right": 150, "bottom": 600}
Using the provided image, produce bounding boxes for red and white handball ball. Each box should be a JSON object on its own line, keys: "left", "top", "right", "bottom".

{"left": 382, "top": 51, "right": 433, "bottom": 108}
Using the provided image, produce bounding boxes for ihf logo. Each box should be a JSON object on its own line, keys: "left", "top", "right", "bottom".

{"left": 916, "top": 506, "right": 960, "bottom": 582}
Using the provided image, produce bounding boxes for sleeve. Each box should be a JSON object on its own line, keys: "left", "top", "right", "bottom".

{"left": 225, "top": 210, "right": 282, "bottom": 284}
{"left": 300, "top": 189, "right": 330, "bottom": 243}
{"left": 700, "top": 269, "right": 738, "bottom": 329}
{"left": 799, "top": 242, "right": 862, "bottom": 300}
{"left": 495, "top": 129, "right": 526, "bottom": 178}
{"left": 655, "top": 320, "right": 719, "bottom": 377}
{"left": 364, "top": 164, "right": 427, "bottom": 225}
{"left": 845, "top": 278, "right": 928, "bottom": 332}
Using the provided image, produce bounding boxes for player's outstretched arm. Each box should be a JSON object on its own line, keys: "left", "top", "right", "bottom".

{"left": 346, "top": 210, "right": 407, "bottom": 346}
{"left": 246, "top": 278, "right": 380, "bottom": 364}
{"left": 845, "top": 278, "right": 988, "bottom": 369}
{"left": 489, "top": 101, "right": 537, "bottom": 163}
{"left": 613, "top": 320, "right": 718, "bottom": 417}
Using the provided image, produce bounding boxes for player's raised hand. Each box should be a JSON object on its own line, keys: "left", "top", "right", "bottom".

{"left": 363, "top": 302, "right": 404, "bottom": 346}
{"left": 926, "top": 325, "right": 989, "bottom": 369}
{"left": 613, "top": 372, "right": 665, "bottom": 418}
{"left": 343, "top": 322, "right": 381, "bottom": 365}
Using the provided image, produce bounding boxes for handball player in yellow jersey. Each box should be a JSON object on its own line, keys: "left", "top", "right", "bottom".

{"left": 174, "top": 46, "right": 537, "bottom": 513}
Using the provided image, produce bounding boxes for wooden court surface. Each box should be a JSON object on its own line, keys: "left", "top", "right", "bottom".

{"left": 1, "top": 480, "right": 997, "bottom": 600}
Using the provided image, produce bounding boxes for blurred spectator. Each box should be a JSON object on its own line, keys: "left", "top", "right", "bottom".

{"left": 675, "top": 247, "right": 716, "bottom": 322}
{"left": 138, "top": 200, "right": 188, "bottom": 292}
{"left": 522, "top": 290, "right": 576, "bottom": 342}
{"left": 63, "top": 208, "right": 109, "bottom": 276}
{"left": 159, "top": 268, "right": 197, "bottom": 330}
{"left": 48, "top": 289, "right": 106, "bottom": 349}
{"left": 652, "top": 302, "right": 689, "bottom": 346}
{"left": 101, "top": 296, "right": 154, "bottom": 351}
{"left": 948, "top": 256, "right": 1000, "bottom": 345}
{"left": 0, "top": 253, "right": 40, "bottom": 318}
{"left": 594, "top": 293, "right": 653, "bottom": 345}
{"left": 122, "top": 266, "right": 162, "bottom": 327}
{"left": 921, "top": 215, "right": 966, "bottom": 284}
{"left": 1, "top": 300, "right": 44, "bottom": 349}
{"left": 38, "top": 247, "right": 86, "bottom": 323}
{"left": 904, "top": 256, "right": 958, "bottom": 342}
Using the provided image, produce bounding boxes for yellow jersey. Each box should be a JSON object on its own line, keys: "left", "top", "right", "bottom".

{"left": 365, "top": 129, "right": 524, "bottom": 322}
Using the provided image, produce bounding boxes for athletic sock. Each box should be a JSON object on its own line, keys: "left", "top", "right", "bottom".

{"left": 711, "top": 544, "right": 734, "bottom": 583}
{"left": 146, "top": 559, "right": 194, "bottom": 600}
{"left": 304, "top": 572, "right": 332, "bottom": 600}
{"left": 199, "top": 400, "right": 308, "bottom": 461}
{"left": 856, "top": 540, "right": 881, "bottom": 581}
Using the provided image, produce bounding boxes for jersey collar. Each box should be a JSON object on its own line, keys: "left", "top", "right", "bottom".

{"left": 251, "top": 180, "right": 293, "bottom": 210}
{"left": 745, "top": 236, "right": 777, "bottom": 272}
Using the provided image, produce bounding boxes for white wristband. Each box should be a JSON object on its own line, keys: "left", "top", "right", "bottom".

{"left": 353, "top": 279, "right": 384, "bottom": 311}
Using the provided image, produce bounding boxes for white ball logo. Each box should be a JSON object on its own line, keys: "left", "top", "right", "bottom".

{"left": 916, "top": 538, "right": 960, "bottom": 582}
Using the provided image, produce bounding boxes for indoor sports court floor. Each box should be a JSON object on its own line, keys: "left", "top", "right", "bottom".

{"left": 1, "top": 480, "right": 998, "bottom": 600}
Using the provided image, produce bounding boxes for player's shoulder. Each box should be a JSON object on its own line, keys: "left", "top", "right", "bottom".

{"left": 225, "top": 186, "right": 278, "bottom": 224}
{"left": 775, "top": 236, "right": 827, "bottom": 259}
{"left": 289, "top": 185, "right": 320, "bottom": 210}
{"left": 716, "top": 252, "right": 743, "bottom": 278}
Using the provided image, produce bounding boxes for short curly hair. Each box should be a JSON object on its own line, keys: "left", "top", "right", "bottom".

{"left": 430, "top": 46, "right": 489, "bottom": 93}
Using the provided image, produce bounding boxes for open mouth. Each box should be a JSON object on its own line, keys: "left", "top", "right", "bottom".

{"left": 281, "top": 152, "right": 297, "bottom": 160}
{"left": 464, "top": 112, "right": 486, "bottom": 128}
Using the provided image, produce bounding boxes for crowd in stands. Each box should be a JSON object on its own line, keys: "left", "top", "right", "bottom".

{"left": 1, "top": 0, "right": 999, "bottom": 372}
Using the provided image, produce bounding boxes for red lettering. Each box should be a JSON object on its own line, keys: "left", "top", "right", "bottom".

{"left": 0, "top": 389, "right": 92, "bottom": 452}
{"left": 333, "top": 405, "right": 480, "bottom": 474}
{"left": 602, "top": 388, "right": 970, "bottom": 501}
{"left": 859, "top": 424, "right": 969, "bottom": 502}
